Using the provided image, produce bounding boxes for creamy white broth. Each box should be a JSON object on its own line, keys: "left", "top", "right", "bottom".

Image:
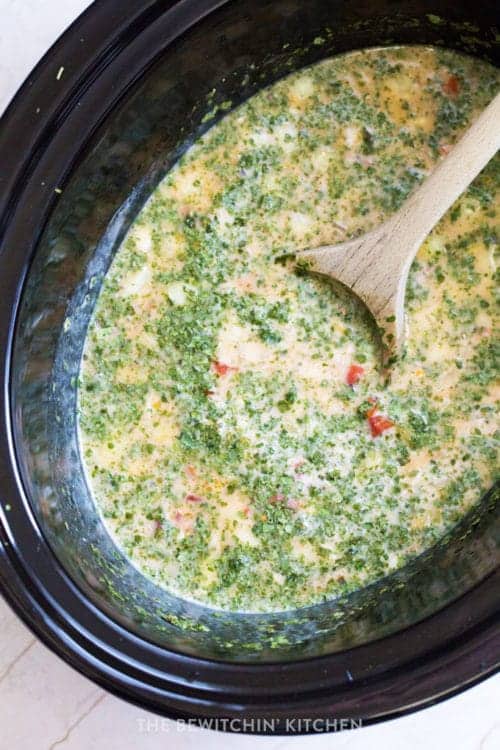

{"left": 79, "top": 46, "right": 499, "bottom": 612}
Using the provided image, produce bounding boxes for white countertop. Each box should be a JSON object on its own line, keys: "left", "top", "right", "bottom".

{"left": 0, "top": 2, "right": 498, "bottom": 748}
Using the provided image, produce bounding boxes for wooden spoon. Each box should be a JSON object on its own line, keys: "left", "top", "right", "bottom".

{"left": 297, "top": 92, "right": 500, "bottom": 360}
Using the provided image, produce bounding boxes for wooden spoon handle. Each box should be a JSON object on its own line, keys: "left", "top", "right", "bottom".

{"left": 392, "top": 91, "right": 500, "bottom": 255}
{"left": 297, "top": 91, "right": 500, "bottom": 357}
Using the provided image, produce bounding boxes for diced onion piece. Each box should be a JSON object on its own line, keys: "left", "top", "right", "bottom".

{"left": 166, "top": 281, "right": 188, "bottom": 306}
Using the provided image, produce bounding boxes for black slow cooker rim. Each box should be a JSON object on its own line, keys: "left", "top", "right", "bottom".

{"left": 0, "top": 0, "right": 498, "bottom": 731}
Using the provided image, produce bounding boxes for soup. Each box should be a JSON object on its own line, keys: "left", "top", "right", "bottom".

{"left": 79, "top": 46, "right": 499, "bottom": 612}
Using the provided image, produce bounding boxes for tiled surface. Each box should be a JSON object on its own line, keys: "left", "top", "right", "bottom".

{"left": 1, "top": 596, "right": 499, "bottom": 750}
{"left": 0, "top": 2, "right": 498, "bottom": 748}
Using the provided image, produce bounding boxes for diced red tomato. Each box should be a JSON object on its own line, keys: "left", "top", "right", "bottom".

{"left": 186, "top": 493, "right": 203, "bottom": 503}
{"left": 346, "top": 363, "right": 365, "bottom": 386}
{"left": 172, "top": 511, "right": 193, "bottom": 533}
{"left": 442, "top": 75, "right": 460, "bottom": 96}
{"left": 270, "top": 493, "right": 285, "bottom": 503}
{"left": 368, "top": 413, "right": 394, "bottom": 437}
{"left": 270, "top": 493, "right": 299, "bottom": 509}
{"left": 212, "top": 360, "right": 237, "bottom": 376}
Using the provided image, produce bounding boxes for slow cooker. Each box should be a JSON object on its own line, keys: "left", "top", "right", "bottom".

{"left": 0, "top": 0, "right": 498, "bottom": 732}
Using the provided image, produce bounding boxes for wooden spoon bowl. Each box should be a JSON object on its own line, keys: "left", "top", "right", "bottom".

{"left": 297, "top": 92, "right": 500, "bottom": 359}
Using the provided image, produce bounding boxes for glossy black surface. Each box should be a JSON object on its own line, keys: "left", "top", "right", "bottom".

{"left": 0, "top": 0, "right": 498, "bottom": 731}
